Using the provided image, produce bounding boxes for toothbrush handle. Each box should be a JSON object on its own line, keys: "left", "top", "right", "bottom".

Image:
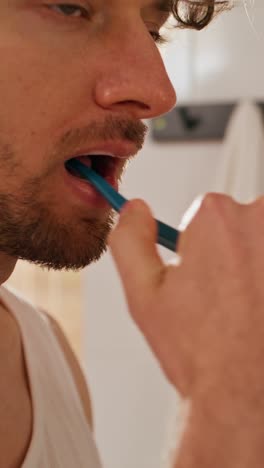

{"left": 157, "top": 220, "right": 180, "bottom": 252}
{"left": 66, "top": 160, "right": 180, "bottom": 253}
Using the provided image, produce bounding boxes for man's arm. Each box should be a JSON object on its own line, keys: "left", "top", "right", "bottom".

{"left": 174, "top": 382, "right": 264, "bottom": 468}
{"left": 108, "top": 196, "right": 264, "bottom": 468}
{"left": 42, "top": 310, "right": 94, "bottom": 431}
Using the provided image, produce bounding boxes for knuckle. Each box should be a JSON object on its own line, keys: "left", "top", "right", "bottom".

{"left": 201, "top": 192, "right": 234, "bottom": 212}
{"left": 199, "top": 193, "right": 240, "bottom": 228}
{"left": 179, "top": 193, "right": 235, "bottom": 236}
{"left": 201, "top": 194, "right": 248, "bottom": 266}
{"left": 190, "top": 193, "right": 248, "bottom": 263}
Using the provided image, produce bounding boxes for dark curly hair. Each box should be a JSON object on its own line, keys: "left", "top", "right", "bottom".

{"left": 171, "top": 0, "right": 232, "bottom": 30}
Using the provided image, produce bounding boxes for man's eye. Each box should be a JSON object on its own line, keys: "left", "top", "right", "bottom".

{"left": 46, "top": 4, "right": 91, "bottom": 19}
{"left": 45, "top": 5, "right": 168, "bottom": 44}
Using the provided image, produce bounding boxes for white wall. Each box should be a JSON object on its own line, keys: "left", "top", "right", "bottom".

{"left": 82, "top": 5, "right": 264, "bottom": 468}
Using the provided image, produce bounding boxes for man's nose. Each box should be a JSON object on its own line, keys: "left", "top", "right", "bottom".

{"left": 93, "top": 29, "right": 177, "bottom": 119}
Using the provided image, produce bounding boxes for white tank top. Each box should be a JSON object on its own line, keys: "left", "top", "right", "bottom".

{"left": 0, "top": 284, "right": 103, "bottom": 468}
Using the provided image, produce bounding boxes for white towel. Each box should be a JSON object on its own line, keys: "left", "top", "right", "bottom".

{"left": 212, "top": 100, "right": 264, "bottom": 203}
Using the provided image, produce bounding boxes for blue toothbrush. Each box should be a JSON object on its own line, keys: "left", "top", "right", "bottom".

{"left": 66, "top": 159, "right": 180, "bottom": 253}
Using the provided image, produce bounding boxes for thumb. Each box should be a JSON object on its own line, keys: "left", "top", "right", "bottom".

{"left": 107, "top": 199, "right": 165, "bottom": 309}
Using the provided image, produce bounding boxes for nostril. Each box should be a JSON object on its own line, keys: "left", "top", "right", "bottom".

{"left": 118, "top": 100, "right": 149, "bottom": 110}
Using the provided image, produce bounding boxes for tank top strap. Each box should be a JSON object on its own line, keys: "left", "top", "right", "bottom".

{"left": 0, "top": 284, "right": 102, "bottom": 468}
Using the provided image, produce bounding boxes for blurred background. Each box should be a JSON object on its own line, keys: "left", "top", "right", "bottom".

{"left": 6, "top": 1, "right": 264, "bottom": 467}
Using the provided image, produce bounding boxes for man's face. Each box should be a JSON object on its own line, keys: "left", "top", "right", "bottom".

{"left": 0, "top": 0, "right": 176, "bottom": 271}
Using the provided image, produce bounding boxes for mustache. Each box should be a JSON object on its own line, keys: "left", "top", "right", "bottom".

{"left": 55, "top": 115, "right": 148, "bottom": 158}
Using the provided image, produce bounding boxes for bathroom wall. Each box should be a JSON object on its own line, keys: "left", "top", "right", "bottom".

{"left": 82, "top": 5, "right": 264, "bottom": 468}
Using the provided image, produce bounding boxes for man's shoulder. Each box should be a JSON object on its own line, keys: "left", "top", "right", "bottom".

{"left": 0, "top": 286, "right": 94, "bottom": 431}
{"left": 41, "top": 310, "right": 94, "bottom": 431}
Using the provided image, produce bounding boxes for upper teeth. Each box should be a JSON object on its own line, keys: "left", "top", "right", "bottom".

{"left": 84, "top": 152, "right": 115, "bottom": 158}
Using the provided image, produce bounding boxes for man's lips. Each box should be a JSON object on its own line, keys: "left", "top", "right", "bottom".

{"left": 63, "top": 140, "right": 137, "bottom": 207}
{"left": 64, "top": 139, "right": 138, "bottom": 184}
{"left": 63, "top": 155, "right": 120, "bottom": 208}
{"left": 64, "top": 140, "right": 139, "bottom": 162}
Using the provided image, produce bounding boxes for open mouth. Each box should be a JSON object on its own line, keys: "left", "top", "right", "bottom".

{"left": 65, "top": 154, "right": 118, "bottom": 181}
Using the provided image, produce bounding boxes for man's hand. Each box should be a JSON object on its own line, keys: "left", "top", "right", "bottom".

{"left": 107, "top": 194, "right": 264, "bottom": 467}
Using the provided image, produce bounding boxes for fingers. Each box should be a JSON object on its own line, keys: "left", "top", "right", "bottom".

{"left": 107, "top": 199, "right": 165, "bottom": 310}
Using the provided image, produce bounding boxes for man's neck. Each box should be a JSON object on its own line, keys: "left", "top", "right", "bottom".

{"left": 0, "top": 253, "right": 17, "bottom": 285}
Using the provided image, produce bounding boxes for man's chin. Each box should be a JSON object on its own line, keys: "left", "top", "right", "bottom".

{"left": 25, "top": 226, "right": 111, "bottom": 271}
{"left": 0, "top": 217, "right": 113, "bottom": 272}
{"left": 0, "top": 194, "right": 115, "bottom": 272}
